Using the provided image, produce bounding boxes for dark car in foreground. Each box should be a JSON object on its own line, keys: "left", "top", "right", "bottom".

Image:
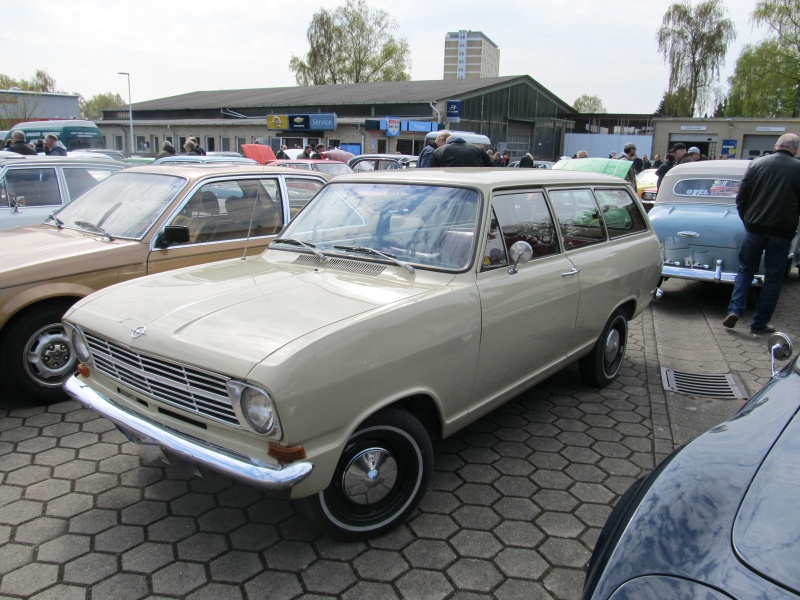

{"left": 584, "top": 332, "right": 800, "bottom": 600}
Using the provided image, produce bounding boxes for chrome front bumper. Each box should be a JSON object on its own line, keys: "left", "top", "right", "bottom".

{"left": 661, "top": 265, "right": 762, "bottom": 285}
{"left": 64, "top": 375, "right": 313, "bottom": 494}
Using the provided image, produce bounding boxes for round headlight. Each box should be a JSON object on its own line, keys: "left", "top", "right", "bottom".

{"left": 643, "top": 192, "right": 656, "bottom": 200}
{"left": 240, "top": 386, "right": 276, "bottom": 434}
{"left": 69, "top": 325, "right": 92, "bottom": 363}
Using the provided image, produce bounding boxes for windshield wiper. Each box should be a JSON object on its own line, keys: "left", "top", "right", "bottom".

{"left": 272, "top": 238, "right": 328, "bottom": 262}
{"left": 333, "top": 245, "right": 415, "bottom": 273}
{"left": 44, "top": 213, "right": 64, "bottom": 229}
{"left": 74, "top": 220, "right": 114, "bottom": 241}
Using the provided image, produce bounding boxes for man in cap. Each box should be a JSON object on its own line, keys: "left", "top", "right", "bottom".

{"left": 678, "top": 146, "right": 702, "bottom": 164}
{"left": 617, "top": 142, "right": 644, "bottom": 174}
{"left": 669, "top": 143, "right": 687, "bottom": 163}
{"left": 6, "top": 130, "right": 37, "bottom": 156}
{"left": 722, "top": 133, "right": 800, "bottom": 334}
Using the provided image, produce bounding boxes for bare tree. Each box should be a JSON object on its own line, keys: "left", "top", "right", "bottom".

{"left": 657, "top": 0, "right": 736, "bottom": 117}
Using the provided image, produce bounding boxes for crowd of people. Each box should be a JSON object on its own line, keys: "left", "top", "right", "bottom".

{"left": 2, "top": 130, "right": 68, "bottom": 156}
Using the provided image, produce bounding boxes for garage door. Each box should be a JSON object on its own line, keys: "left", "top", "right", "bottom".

{"left": 742, "top": 134, "right": 778, "bottom": 159}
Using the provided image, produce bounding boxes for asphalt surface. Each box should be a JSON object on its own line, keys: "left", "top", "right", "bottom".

{"left": 1, "top": 274, "right": 798, "bottom": 600}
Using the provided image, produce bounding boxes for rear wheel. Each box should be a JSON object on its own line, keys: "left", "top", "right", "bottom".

{"left": 579, "top": 309, "right": 628, "bottom": 387}
{"left": 300, "top": 407, "right": 433, "bottom": 540}
{"left": 0, "top": 301, "right": 76, "bottom": 404}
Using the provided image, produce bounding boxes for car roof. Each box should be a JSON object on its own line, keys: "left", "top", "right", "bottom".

{"left": 122, "top": 164, "right": 333, "bottom": 182}
{"left": 268, "top": 159, "right": 346, "bottom": 164}
{"left": 0, "top": 153, "right": 126, "bottom": 167}
{"left": 666, "top": 159, "right": 749, "bottom": 177}
{"left": 351, "top": 154, "right": 417, "bottom": 160}
{"left": 329, "top": 167, "right": 629, "bottom": 189}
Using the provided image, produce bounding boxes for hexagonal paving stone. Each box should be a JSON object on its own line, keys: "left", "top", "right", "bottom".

{"left": 229, "top": 523, "right": 280, "bottom": 551}
{"left": 493, "top": 521, "right": 545, "bottom": 549}
{"left": 536, "top": 512, "right": 585, "bottom": 538}
{"left": 37, "top": 533, "right": 91, "bottom": 563}
{"left": 539, "top": 537, "right": 591, "bottom": 568}
{"left": 495, "top": 547, "right": 549, "bottom": 579}
{"left": 63, "top": 552, "right": 117, "bottom": 585}
{"left": 198, "top": 506, "right": 247, "bottom": 533}
{"left": 90, "top": 573, "right": 148, "bottom": 600}
{"left": 341, "top": 581, "right": 400, "bottom": 600}
{"left": 209, "top": 550, "right": 263, "bottom": 583}
{"left": 121, "top": 500, "right": 169, "bottom": 525}
{"left": 46, "top": 492, "right": 93, "bottom": 518}
{"left": 14, "top": 516, "right": 67, "bottom": 544}
{"left": 452, "top": 505, "right": 500, "bottom": 530}
{"left": 1, "top": 499, "right": 44, "bottom": 525}
{"left": 94, "top": 524, "right": 145, "bottom": 553}
{"left": 0, "top": 542, "right": 35, "bottom": 575}
{"left": 28, "top": 583, "right": 88, "bottom": 600}
{"left": 447, "top": 558, "right": 502, "bottom": 593}
{"left": 122, "top": 541, "right": 175, "bottom": 573}
{"left": 244, "top": 571, "right": 302, "bottom": 600}
{"left": 451, "top": 530, "right": 502, "bottom": 559}
{"left": 6, "top": 465, "right": 52, "bottom": 486}
{"left": 0, "top": 562, "right": 59, "bottom": 596}
{"left": 396, "top": 569, "right": 453, "bottom": 600}
{"left": 68, "top": 508, "right": 118, "bottom": 535}
{"left": 148, "top": 515, "right": 197, "bottom": 543}
{"left": 263, "top": 540, "right": 318, "bottom": 571}
{"left": 186, "top": 582, "right": 245, "bottom": 600}
{"left": 353, "top": 548, "right": 409, "bottom": 581}
{"left": 402, "top": 539, "right": 456, "bottom": 570}
{"left": 25, "top": 478, "right": 72, "bottom": 501}
{"left": 408, "top": 513, "right": 459, "bottom": 539}
{"left": 151, "top": 561, "right": 209, "bottom": 596}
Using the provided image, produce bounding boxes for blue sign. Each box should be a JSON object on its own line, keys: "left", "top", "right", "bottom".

{"left": 309, "top": 113, "right": 337, "bottom": 130}
{"left": 721, "top": 139, "right": 738, "bottom": 157}
{"left": 446, "top": 100, "right": 462, "bottom": 123}
{"left": 406, "top": 121, "right": 432, "bottom": 132}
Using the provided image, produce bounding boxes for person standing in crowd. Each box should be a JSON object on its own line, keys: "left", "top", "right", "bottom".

{"left": 299, "top": 145, "right": 313, "bottom": 159}
{"left": 669, "top": 143, "right": 687, "bottom": 163}
{"left": 431, "top": 136, "right": 493, "bottom": 167}
{"left": 184, "top": 140, "right": 200, "bottom": 155}
{"left": 616, "top": 142, "right": 644, "bottom": 174}
{"left": 722, "top": 133, "right": 800, "bottom": 334}
{"left": 609, "top": 151, "right": 617, "bottom": 159}
{"left": 6, "top": 130, "right": 37, "bottom": 155}
{"left": 275, "top": 145, "right": 289, "bottom": 159}
{"left": 576, "top": 150, "right": 589, "bottom": 158}
{"left": 156, "top": 140, "right": 177, "bottom": 159}
{"left": 44, "top": 133, "right": 67, "bottom": 156}
{"left": 518, "top": 151, "right": 535, "bottom": 168}
{"left": 310, "top": 144, "right": 327, "bottom": 159}
{"left": 641, "top": 154, "right": 652, "bottom": 170}
{"left": 189, "top": 137, "right": 206, "bottom": 156}
{"left": 679, "top": 146, "right": 702, "bottom": 164}
{"left": 652, "top": 154, "right": 663, "bottom": 168}
{"left": 655, "top": 153, "right": 675, "bottom": 189}
{"left": 418, "top": 133, "right": 450, "bottom": 167}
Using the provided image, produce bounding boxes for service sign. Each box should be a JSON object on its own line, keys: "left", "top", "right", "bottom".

{"left": 309, "top": 114, "right": 337, "bottom": 130}
{"left": 267, "top": 115, "right": 288, "bottom": 130}
{"left": 386, "top": 117, "right": 400, "bottom": 137}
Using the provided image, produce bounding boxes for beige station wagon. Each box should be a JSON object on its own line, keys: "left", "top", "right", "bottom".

{"left": 0, "top": 164, "right": 330, "bottom": 403}
{"left": 62, "top": 168, "right": 662, "bottom": 539}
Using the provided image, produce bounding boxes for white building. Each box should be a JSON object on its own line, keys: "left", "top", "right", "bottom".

{"left": 443, "top": 31, "right": 500, "bottom": 80}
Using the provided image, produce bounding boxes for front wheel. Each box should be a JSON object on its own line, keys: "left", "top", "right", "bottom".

{"left": 0, "top": 302, "right": 76, "bottom": 404}
{"left": 300, "top": 407, "right": 433, "bottom": 540}
{"left": 579, "top": 309, "right": 628, "bottom": 387}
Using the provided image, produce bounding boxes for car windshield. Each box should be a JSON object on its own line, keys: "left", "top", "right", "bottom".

{"left": 55, "top": 172, "right": 186, "bottom": 239}
{"left": 274, "top": 182, "right": 481, "bottom": 270}
{"left": 666, "top": 177, "right": 741, "bottom": 204}
{"left": 314, "top": 162, "right": 353, "bottom": 176}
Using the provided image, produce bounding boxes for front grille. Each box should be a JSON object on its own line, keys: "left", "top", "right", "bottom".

{"left": 84, "top": 331, "right": 240, "bottom": 426}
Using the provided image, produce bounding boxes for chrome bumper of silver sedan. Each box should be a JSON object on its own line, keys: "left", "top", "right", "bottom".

{"left": 661, "top": 264, "right": 762, "bottom": 285}
{"left": 64, "top": 375, "right": 313, "bottom": 494}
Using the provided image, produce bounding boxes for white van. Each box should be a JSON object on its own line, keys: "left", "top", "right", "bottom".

{"left": 425, "top": 130, "right": 491, "bottom": 148}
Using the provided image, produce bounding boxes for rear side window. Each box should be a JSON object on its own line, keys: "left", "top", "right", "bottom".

{"left": 4, "top": 167, "right": 61, "bottom": 207}
{"left": 548, "top": 189, "right": 606, "bottom": 250}
{"left": 594, "top": 188, "right": 648, "bottom": 239}
{"left": 62, "top": 167, "right": 117, "bottom": 201}
{"left": 484, "top": 191, "right": 559, "bottom": 269}
{"left": 285, "top": 176, "right": 326, "bottom": 217}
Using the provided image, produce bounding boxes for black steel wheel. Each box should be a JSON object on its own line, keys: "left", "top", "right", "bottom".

{"left": 300, "top": 407, "right": 432, "bottom": 540}
{"left": 579, "top": 309, "right": 628, "bottom": 387}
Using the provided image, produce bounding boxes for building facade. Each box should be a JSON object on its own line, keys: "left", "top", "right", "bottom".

{"left": 443, "top": 31, "right": 500, "bottom": 80}
{"left": 0, "top": 90, "right": 81, "bottom": 129}
{"left": 98, "top": 76, "right": 575, "bottom": 160}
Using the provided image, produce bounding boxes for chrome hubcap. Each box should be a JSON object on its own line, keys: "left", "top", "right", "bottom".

{"left": 25, "top": 324, "right": 74, "bottom": 386}
{"left": 604, "top": 328, "right": 621, "bottom": 366}
{"left": 342, "top": 447, "right": 397, "bottom": 505}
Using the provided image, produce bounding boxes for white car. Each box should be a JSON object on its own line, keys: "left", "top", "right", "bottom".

{"left": 63, "top": 168, "right": 661, "bottom": 539}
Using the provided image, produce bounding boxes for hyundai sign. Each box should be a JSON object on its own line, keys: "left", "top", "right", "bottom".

{"left": 446, "top": 100, "right": 462, "bottom": 123}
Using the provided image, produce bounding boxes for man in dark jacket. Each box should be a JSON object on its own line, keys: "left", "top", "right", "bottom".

{"left": 44, "top": 134, "right": 67, "bottom": 156}
{"left": 417, "top": 133, "right": 450, "bottom": 168}
{"left": 6, "top": 130, "right": 37, "bottom": 155}
{"left": 723, "top": 133, "right": 800, "bottom": 333}
{"left": 431, "top": 136, "right": 493, "bottom": 167}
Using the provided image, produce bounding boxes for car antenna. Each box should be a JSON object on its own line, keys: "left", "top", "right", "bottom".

{"left": 240, "top": 172, "right": 263, "bottom": 260}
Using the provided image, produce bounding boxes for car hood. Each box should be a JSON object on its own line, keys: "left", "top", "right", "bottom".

{"left": 649, "top": 203, "right": 744, "bottom": 249}
{"left": 67, "top": 253, "right": 440, "bottom": 378}
{"left": 733, "top": 389, "right": 800, "bottom": 594}
{"left": 0, "top": 225, "right": 141, "bottom": 288}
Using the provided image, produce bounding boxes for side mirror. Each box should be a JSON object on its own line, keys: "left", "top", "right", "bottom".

{"left": 508, "top": 241, "right": 533, "bottom": 274}
{"left": 157, "top": 225, "right": 190, "bottom": 248}
{"left": 768, "top": 332, "right": 794, "bottom": 377}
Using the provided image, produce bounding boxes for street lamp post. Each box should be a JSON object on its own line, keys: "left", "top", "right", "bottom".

{"left": 117, "top": 72, "right": 134, "bottom": 156}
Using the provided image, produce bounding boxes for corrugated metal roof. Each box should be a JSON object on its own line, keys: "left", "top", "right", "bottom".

{"left": 129, "top": 76, "right": 572, "bottom": 112}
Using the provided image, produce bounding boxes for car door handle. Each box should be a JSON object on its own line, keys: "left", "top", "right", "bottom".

{"left": 561, "top": 268, "right": 580, "bottom": 277}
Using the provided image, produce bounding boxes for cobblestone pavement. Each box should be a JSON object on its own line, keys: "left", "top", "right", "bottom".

{"left": 1, "top": 275, "right": 798, "bottom": 600}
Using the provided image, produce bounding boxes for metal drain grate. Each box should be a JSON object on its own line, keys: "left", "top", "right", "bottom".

{"left": 661, "top": 368, "right": 749, "bottom": 399}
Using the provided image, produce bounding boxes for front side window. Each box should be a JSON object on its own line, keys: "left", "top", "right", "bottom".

{"left": 594, "top": 188, "right": 647, "bottom": 239}
{"left": 278, "top": 183, "right": 480, "bottom": 271}
{"left": 172, "top": 178, "right": 284, "bottom": 242}
{"left": 548, "top": 189, "right": 607, "bottom": 250}
{"left": 483, "top": 191, "right": 559, "bottom": 269}
{"left": 4, "top": 167, "right": 61, "bottom": 207}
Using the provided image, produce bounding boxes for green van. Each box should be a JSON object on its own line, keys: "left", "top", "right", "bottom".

{"left": 3, "top": 120, "right": 105, "bottom": 151}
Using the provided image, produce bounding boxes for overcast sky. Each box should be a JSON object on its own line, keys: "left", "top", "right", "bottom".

{"left": 5, "top": 0, "right": 768, "bottom": 114}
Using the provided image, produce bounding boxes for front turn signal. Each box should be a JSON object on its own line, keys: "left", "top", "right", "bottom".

{"left": 268, "top": 442, "right": 306, "bottom": 463}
